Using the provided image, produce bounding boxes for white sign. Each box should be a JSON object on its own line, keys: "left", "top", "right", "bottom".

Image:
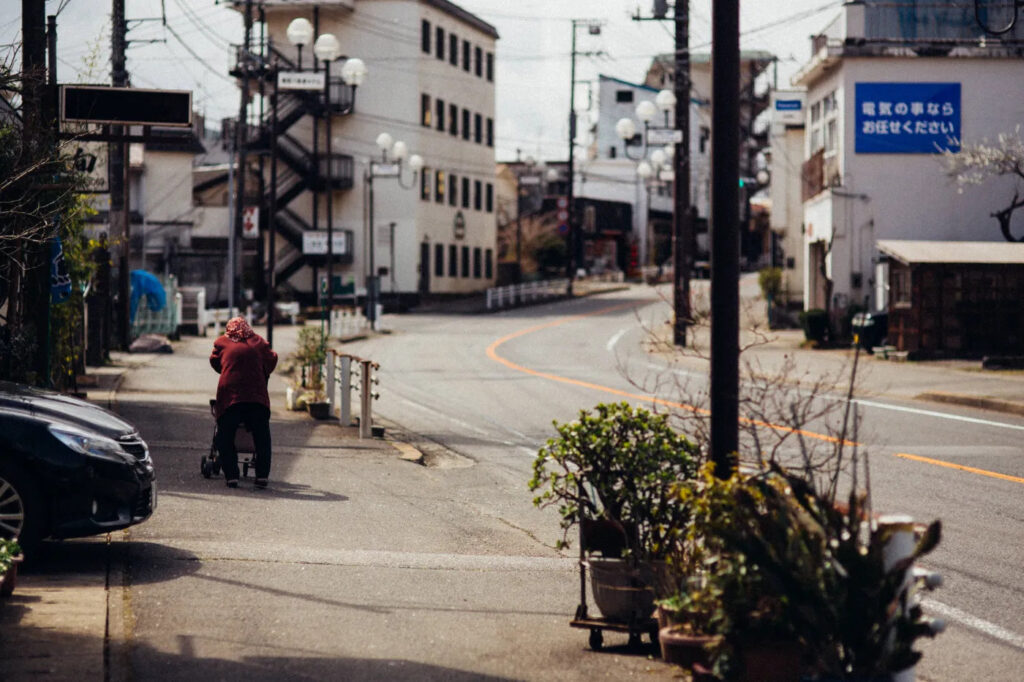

{"left": 519, "top": 175, "right": 541, "bottom": 185}
{"left": 278, "top": 71, "right": 326, "bottom": 91}
{"left": 646, "top": 128, "right": 683, "bottom": 145}
{"left": 371, "top": 162, "right": 400, "bottom": 178}
{"left": 302, "top": 232, "right": 349, "bottom": 255}
{"left": 241, "top": 206, "right": 259, "bottom": 239}
{"left": 658, "top": 169, "right": 675, "bottom": 183}
{"left": 556, "top": 197, "right": 568, "bottom": 209}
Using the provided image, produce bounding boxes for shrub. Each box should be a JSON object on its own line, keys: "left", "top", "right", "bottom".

{"left": 799, "top": 308, "right": 829, "bottom": 344}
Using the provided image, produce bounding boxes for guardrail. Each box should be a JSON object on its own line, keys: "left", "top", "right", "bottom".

{"left": 485, "top": 278, "right": 569, "bottom": 310}
{"left": 325, "top": 349, "right": 379, "bottom": 439}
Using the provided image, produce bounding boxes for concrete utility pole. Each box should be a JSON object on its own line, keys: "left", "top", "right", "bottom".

{"left": 710, "top": 1, "right": 741, "bottom": 477}
{"left": 633, "top": 1, "right": 693, "bottom": 347}
{"left": 231, "top": 0, "right": 255, "bottom": 316}
{"left": 110, "top": 0, "right": 131, "bottom": 349}
{"left": 21, "top": 0, "right": 50, "bottom": 381}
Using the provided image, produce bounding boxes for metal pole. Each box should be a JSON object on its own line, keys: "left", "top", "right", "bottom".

{"left": 710, "top": 0, "right": 741, "bottom": 477}
{"left": 110, "top": 0, "right": 131, "bottom": 349}
{"left": 232, "top": 0, "right": 253, "bottom": 316}
{"left": 565, "top": 21, "right": 578, "bottom": 295}
{"left": 367, "top": 169, "right": 377, "bottom": 326}
{"left": 267, "top": 57, "right": 278, "bottom": 347}
{"left": 324, "top": 57, "right": 334, "bottom": 325}
{"left": 673, "top": 2, "right": 693, "bottom": 347}
{"left": 359, "top": 359, "right": 372, "bottom": 438}
{"left": 340, "top": 355, "right": 352, "bottom": 425}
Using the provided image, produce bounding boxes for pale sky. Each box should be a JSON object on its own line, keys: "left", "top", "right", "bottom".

{"left": 1, "top": 0, "right": 843, "bottom": 161}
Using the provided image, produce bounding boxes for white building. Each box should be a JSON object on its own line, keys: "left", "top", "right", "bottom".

{"left": 767, "top": 89, "right": 807, "bottom": 306}
{"left": 244, "top": 0, "right": 499, "bottom": 306}
{"left": 792, "top": 1, "right": 1024, "bottom": 315}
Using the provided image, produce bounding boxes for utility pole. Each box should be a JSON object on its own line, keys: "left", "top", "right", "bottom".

{"left": 21, "top": 0, "right": 50, "bottom": 381}
{"left": 231, "top": 0, "right": 254, "bottom": 316}
{"left": 710, "top": 1, "right": 741, "bottom": 476}
{"left": 634, "top": 1, "right": 692, "bottom": 347}
{"left": 565, "top": 19, "right": 603, "bottom": 296}
{"left": 110, "top": 0, "right": 131, "bottom": 349}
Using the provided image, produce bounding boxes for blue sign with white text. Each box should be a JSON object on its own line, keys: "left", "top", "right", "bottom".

{"left": 855, "top": 82, "right": 960, "bottom": 154}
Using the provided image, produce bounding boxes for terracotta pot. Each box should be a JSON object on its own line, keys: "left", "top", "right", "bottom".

{"left": 0, "top": 554, "right": 24, "bottom": 598}
{"left": 736, "top": 638, "right": 803, "bottom": 682}
{"left": 659, "top": 626, "right": 717, "bottom": 669}
{"left": 307, "top": 401, "right": 331, "bottom": 420}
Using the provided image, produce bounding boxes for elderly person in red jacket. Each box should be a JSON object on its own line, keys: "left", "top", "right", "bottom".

{"left": 210, "top": 317, "right": 278, "bottom": 489}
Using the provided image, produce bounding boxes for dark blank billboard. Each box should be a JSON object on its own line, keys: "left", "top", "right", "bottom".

{"left": 61, "top": 86, "right": 192, "bottom": 127}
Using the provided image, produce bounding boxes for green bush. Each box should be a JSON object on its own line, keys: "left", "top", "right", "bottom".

{"left": 757, "top": 267, "right": 782, "bottom": 302}
{"left": 529, "top": 402, "right": 700, "bottom": 560}
{"left": 799, "top": 308, "right": 829, "bottom": 343}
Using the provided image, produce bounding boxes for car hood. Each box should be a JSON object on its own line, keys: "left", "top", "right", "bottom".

{"left": 0, "top": 381, "right": 137, "bottom": 438}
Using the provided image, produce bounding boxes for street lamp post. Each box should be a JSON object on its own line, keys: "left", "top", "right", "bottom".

{"left": 365, "top": 133, "right": 422, "bottom": 330}
{"left": 313, "top": 33, "right": 340, "bottom": 321}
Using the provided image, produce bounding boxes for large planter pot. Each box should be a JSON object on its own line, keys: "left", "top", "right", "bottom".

{"left": 659, "top": 626, "right": 717, "bottom": 669}
{"left": 587, "top": 558, "right": 657, "bottom": 623}
{"left": 307, "top": 401, "right": 331, "bottom": 420}
{"left": 0, "top": 554, "right": 25, "bottom": 599}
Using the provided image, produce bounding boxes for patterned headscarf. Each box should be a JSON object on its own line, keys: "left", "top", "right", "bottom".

{"left": 225, "top": 317, "right": 255, "bottom": 342}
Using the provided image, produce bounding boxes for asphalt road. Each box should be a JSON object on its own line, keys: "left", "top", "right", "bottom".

{"left": 340, "top": 283, "right": 1024, "bottom": 681}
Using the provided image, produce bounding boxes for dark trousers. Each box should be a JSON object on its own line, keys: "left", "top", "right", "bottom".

{"left": 216, "top": 402, "right": 272, "bottom": 480}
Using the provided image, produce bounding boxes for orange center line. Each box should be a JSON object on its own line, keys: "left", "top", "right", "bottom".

{"left": 485, "top": 303, "right": 850, "bottom": 446}
{"left": 895, "top": 452, "right": 1024, "bottom": 486}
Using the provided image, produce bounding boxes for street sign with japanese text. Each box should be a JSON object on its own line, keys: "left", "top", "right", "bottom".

{"left": 241, "top": 206, "right": 259, "bottom": 239}
{"left": 277, "top": 71, "right": 326, "bottom": 91}
{"left": 302, "top": 232, "right": 349, "bottom": 255}
{"left": 646, "top": 128, "right": 683, "bottom": 145}
{"left": 61, "top": 86, "right": 192, "bottom": 127}
{"left": 855, "top": 82, "right": 960, "bottom": 154}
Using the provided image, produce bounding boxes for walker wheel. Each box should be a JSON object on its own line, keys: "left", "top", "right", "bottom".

{"left": 589, "top": 628, "right": 603, "bottom": 651}
{"left": 242, "top": 462, "right": 250, "bottom": 478}
{"left": 200, "top": 456, "right": 212, "bottom": 479}
{"left": 212, "top": 461, "right": 221, "bottom": 476}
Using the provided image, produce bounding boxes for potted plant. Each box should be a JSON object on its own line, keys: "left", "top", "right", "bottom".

{"left": 291, "top": 327, "right": 331, "bottom": 419}
{"left": 664, "top": 462, "right": 943, "bottom": 681}
{"left": 529, "top": 402, "right": 701, "bottom": 622}
{"left": 0, "top": 538, "right": 23, "bottom": 599}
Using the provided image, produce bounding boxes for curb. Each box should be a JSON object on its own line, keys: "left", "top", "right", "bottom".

{"left": 915, "top": 391, "right": 1024, "bottom": 418}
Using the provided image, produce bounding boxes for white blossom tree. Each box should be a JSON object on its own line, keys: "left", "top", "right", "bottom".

{"left": 943, "top": 129, "right": 1024, "bottom": 242}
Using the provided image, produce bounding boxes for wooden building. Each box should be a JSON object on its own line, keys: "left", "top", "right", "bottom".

{"left": 878, "top": 240, "right": 1024, "bottom": 359}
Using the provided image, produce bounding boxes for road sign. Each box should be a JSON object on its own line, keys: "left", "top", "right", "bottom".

{"left": 277, "top": 71, "right": 326, "bottom": 91}
{"left": 302, "top": 232, "right": 349, "bottom": 255}
{"left": 557, "top": 223, "right": 569, "bottom": 235}
{"left": 241, "top": 206, "right": 259, "bottom": 239}
{"left": 61, "top": 86, "right": 192, "bottom": 127}
{"left": 371, "top": 162, "right": 400, "bottom": 178}
{"left": 519, "top": 175, "right": 541, "bottom": 185}
{"left": 557, "top": 210, "right": 568, "bottom": 222}
{"left": 557, "top": 197, "right": 568, "bottom": 209}
{"left": 646, "top": 128, "right": 683, "bottom": 145}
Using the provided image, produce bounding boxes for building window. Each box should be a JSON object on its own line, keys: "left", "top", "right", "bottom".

{"left": 449, "top": 103, "right": 458, "bottom": 136}
{"left": 609, "top": 146, "right": 617, "bottom": 159}
{"left": 436, "top": 98, "right": 445, "bottom": 131}
{"left": 485, "top": 249, "right": 493, "bottom": 279}
{"left": 473, "top": 179, "right": 482, "bottom": 210}
{"left": 448, "top": 244, "right": 458, "bottom": 277}
{"left": 436, "top": 26, "right": 445, "bottom": 60}
{"left": 486, "top": 118, "right": 493, "bottom": 147}
{"left": 474, "top": 46, "right": 483, "bottom": 77}
{"left": 615, "top": 90, "right": 634, "bottom": 103}
{"left": 473, "top": 247, "right": 482, "bottom": 278}
{"left": 449, "top": 33, "right": 458, "bottom": 66}
{"left": 421, "top": 167, "right": 431, "bottom": 201}
{"left": 421, "top": 20, "right": 431, "bottom": 54}
{"left": 461, "top": 245, "right": 470, "bottom": 277}
{"left": 486, "top": 52, "right": 494, "bottom": 81}
{"left": 434, "top": 243, "right": 444, "bottom": 277}
{"left": 435, "top": 170, "right": 445, "bottom": 203}
{"left": 421, "top": 93, "right": 431, "bottom": 127}
{"left": 474, "top": 113, "right": 482, "bottom": 143}
{"left": 462, "top": 40, "right": 470, "bottom": 71}
{"left": 485, "top": 183, "right": 493, "bottom": 213}
{"left": 461, "top": 176, "right": 470, "bottom": 209}
{"left": 462, "top": 109, "right": 470, "bottom": 140}
{"left": 449, "top": 173, "right": 458, "bottom": 206}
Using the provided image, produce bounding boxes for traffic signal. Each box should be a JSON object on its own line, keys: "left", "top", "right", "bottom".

{"left": 653, "top": 1, "right": 669, "bottom": 19}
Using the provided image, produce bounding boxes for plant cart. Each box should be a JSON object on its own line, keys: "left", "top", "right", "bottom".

{"left": 568, "top": 516, "right": 659, "bottom": 651}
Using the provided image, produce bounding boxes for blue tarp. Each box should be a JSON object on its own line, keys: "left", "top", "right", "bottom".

{"left": 130, "top": 270, "right": 166, "bottom": 323}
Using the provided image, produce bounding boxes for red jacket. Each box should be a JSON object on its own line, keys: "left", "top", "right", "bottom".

{"left": 210, "top": 334, "right": 278, "bottom": 419}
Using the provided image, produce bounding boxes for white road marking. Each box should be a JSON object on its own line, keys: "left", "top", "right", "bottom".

{"left": 396, "top": 397, "right": 492, "bottom": 436}
{"left": 923, "top": 598, "right": 1024, "bottom": 650}
{"left": 606, "top": 328, "right": 628, "bottom": 352}
{"left": 851, "top": 399, "right": 1024, "bottom": 433}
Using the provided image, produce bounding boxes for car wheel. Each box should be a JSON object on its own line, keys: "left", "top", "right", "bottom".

{"left": 0, "top": 460, "right": 45, "bottom": 554}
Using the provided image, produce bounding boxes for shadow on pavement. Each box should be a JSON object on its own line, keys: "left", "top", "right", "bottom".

{"left": 0, "top": 625, "right": 519, "bottom": 681}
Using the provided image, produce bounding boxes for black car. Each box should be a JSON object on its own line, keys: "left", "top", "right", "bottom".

{"left": 0, "top": 381, "right": 156, "bottom": 553}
